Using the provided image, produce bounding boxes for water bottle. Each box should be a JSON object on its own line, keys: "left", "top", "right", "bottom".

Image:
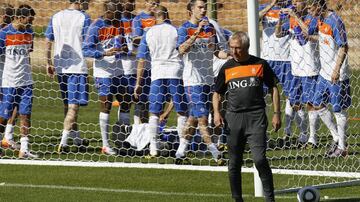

{"left": 294, "top": 26, "right": 307, "bottom": 46}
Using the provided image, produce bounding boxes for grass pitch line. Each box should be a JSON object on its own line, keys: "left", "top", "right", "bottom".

{"left": 0, "top": 182, "right": 296, "bottom": 199}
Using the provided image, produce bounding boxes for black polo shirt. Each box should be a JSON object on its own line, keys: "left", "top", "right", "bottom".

{"left": 214, "top": 55, "right": 278, "bottom": 113}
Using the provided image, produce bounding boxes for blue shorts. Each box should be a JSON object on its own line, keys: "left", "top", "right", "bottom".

{"left": 149, "top": 79, "right": 188, "bottom": 114}
{"left": 0, "top": 85, "right": 33, "bottom": 119}
{"left": 57, "top": 74, "right": 89, "bottom": 106}
{"left": 95, "top": 76, "right": 127, "bottom": 97}
{"left": 186, "top": 85, "right": 211, "bottom": 118}
{"left": 123, "top": 74, "right": 136, "bottom": 97}
{"left": 312, "top": 76, "right": 351, "bottom": 112}
{"left": 265, "top": 60, "right": 292, "bottom": 96}
{"left": 289, "top": 76, "right": 318, "bottom": 106}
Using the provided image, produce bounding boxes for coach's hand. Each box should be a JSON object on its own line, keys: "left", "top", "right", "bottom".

{"left": 47, "top": 64, "right": 55, "bottom": 79}
{"left": 272, "top": 113, "right": 281, "bottom": 132}
{"left": 214, "top": 111, "right": 224, "bottom": 127}
{"left": 134, "top": 84, "right": 142, "bottom": 101}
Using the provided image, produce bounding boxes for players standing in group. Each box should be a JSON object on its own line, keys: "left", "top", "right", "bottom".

{"left": 135, "top": 5, "right": 188, "bottom": 157}
{"left": 277, "top": 0, "right": 340, "bottom": 151}
{"left": 260, "top": 0, "right": 307, "bottom": 145}
{"left": 45, "top": 0, "right": 92, "bottom": 153}
{"left": 0, "top": 5, "right": 37, "bottom": 158}
{"left": 83, "top": 0, "right": 127, "bottom": 155}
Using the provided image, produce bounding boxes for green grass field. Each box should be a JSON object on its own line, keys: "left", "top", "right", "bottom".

{"left": 0, "top": 164, "right": 359, "bottom": 202}
{"left": 0, "top": 57, "right": 360, "bottom": 200}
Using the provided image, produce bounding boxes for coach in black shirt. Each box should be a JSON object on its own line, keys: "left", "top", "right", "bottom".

{"left": 213, "top": 31, "right": 281, "bottom": 202}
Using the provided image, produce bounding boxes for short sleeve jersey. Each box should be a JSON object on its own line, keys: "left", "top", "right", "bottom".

{"left": 260, "top": 4, "right": 292, "bottom": 61}
{"left": 137, "top": 23, "right": 183, "bottom": 81}
{"left": 83, "top": 18, "right": 124, "bottom": 78}
{"left": 177, "top": 21, "right": 217, "bottom": 87}
{"left": 288, "top": 14, "right": 320, "bottom": 76}
{"left": 214, "top": 55, "right": 278, "bottom": 112}
{"left": 318, "top": 12, "right": 349, "bottom": 81}
{"left": 45, "top": 9, "right": 91, "bottom": 74}
{"left": 132, "top": 12, "right": 156, "bottom": 38}
{"left": 0, "top": 24, "right": 34, "bottom": 88}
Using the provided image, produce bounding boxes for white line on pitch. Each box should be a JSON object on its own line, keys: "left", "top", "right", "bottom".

{"left": 0, "top": 182, "right": 296, "bottom": 199}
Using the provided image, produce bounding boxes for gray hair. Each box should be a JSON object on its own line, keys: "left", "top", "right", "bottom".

{"left": 230, "top": 31, "right": 250, "bottom": 50}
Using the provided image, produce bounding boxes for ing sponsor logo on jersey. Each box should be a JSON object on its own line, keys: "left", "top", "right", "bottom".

{"left": 225, "top": 65, "right": 263, "bottom": 89}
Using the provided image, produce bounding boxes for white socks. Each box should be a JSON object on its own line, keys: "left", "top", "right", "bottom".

{"left": 148, "top": 115, "right": 159, "bottom": 156}
{"left": 60, "top": 130, "right": 70, "bottom": 146}
{"left": 284, "top": 99, "right": 294, "bottom": 135}
{"left": 208, "top": 143, "right": 220, "bottom": 160}
{"left": 295, "top": 109, "right": 308, "bottom": 135}
{"left": 133, "top": 115, "right": 141, "bottom": 125}
{"left": 176, "top": 137, "right": 189, "bottom": 158}
{"left": 177, "top": 116, "right": 187, "bottom": 139}
{"left": 308, "top": 110, "right": 320, "bottom": 143}
{"left": 99, "top": 112, "right": 110, "bottom": 147}
{"left": 20, "top": 136, "right": 29, "bottom": 152}
{"left": 317, "top": 108, "right": 338, "bottom": 143}
{"left": 4, "top": 124, "right": 14, "bottom": 141}
{"left": 334, "top": 111, "right": 348, "bottom": 150}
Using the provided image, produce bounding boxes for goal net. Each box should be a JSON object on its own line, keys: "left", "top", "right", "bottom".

{"left": 0, "top": 0, "right": 359, "bottom": 196}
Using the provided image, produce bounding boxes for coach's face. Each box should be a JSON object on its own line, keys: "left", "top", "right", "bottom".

{"left": 229, "top": 38, "right": 248, "bottom": 62}
{"left": 192, "top": 0, "right": 207, "bottom": 21}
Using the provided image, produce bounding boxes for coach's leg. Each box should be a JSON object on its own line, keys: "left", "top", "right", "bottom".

{"left": 246, "top": 109, "right": 274, "bottom": 202}
{"left": 226, "top": 111, "right": 246, "bottom": 202}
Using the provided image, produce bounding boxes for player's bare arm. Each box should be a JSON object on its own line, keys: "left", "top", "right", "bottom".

{"left": 259, "top": 0, "right": 278, "bottom": 21}
{"left": 45, "top": 39, "right": 55, "bottom": 79}
{"left": 331, "top": 45, "right": 349, "bottom": 83}
{"left": 134, "top": 58, "right": 145, "bottom": 100}
{"left": 271, "top": 84, "right": 281, "bottom": 132}
{"left": 212, "top": 92, "right": 224, "bottom": 127}
{"left": 178, "top": 20, "right": 207, "bottom": 55}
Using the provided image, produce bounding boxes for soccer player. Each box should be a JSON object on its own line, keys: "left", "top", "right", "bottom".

{"left": 0, "top": 3, "right": 15, "bottom": 151}
{"left": 45, "top": 0, "right": 92, "bottom": 153}
{"left": 134, "top": 5, "right": 188, "bottom": 157}
{"left": 213, "top": 31, "right": 280, "bottom": 202}
{"left": 174, "top": 0, "right": 229, "bottom": 164}
{"left": 83, "top": 0, "right": 127, "bottom": 155}
{"left": 0, "top": 5, "right": 38, "bottom": 158}
{"left": 117, "top": 0, "right": 136, "bottom": 128}
{"left": 131, "top": 0, "right": 160, "bottom": 124}
{"left": 259, "top": 0, "right": 306, "bottom": 144}
{"left": 276, "top": 0, "right": 339, "bottom": 148}
{"left": 307, "top": 0, "right": 351, "bottom": 157}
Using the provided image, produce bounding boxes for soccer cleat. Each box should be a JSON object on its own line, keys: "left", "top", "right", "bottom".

{"left": 19, "top": 151, "right": 39, "bottom": 159}
{"left": 1, "top": 138, "right": 20, "bottom": 150}
{"left": 57, "top": 144, "right": 70, "bottom": 154}
{"left": 328, "top": 148, "right": 348, "bottom": 158}
{"left": 174, "top": 157, "right": 190, "bottom": 165}
{"left": 325, "top": 141, "right": 338, "bottom": 157}
{"left": 101, "top": 146, "right": 116, "bottom": 155}
{"left": 186, "top": 151, "right": 196, "bottom": 158}
{"left": 217, "top": 144, "right": 228, "bottom": 152}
